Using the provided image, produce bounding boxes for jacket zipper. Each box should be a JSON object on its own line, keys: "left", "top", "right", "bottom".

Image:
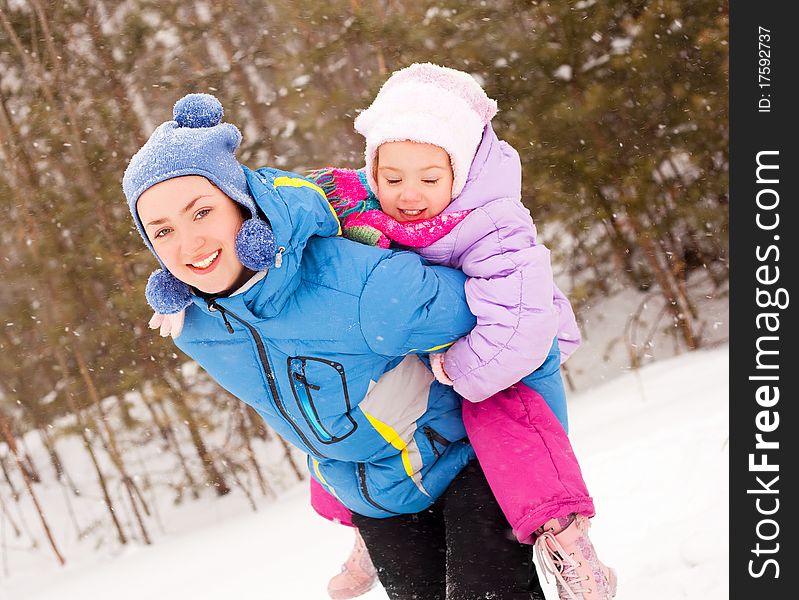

{"left": 422, "top": 425, "right": 451, "bottom": 458}
{"left": 289, "top": 357, "right": 358, "bottom": 444}
{"left": 357, "top": 463, "right": 399, "bottom": 515}
{"left": 291, "top": 370, "right": 332, "bottom": 442}
{"left": 207, "top": 300, "right": 321, "bottom": 456}
{"left": 292, "top": 372, "right": 320, "bottom": 391}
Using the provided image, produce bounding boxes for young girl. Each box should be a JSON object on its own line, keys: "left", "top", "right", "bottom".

{"left": 307, "top": 63, "right": 617, "bottom": 600}
{"left": 129, "top": 93, "right": 553, "bottom": 599}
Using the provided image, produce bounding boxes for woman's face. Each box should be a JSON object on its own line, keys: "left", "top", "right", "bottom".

{"left": 375, "top": 141, "right": 454, "bottom": 222}
{"left": 137, "top": 176, "right": 250, "bottom": 295}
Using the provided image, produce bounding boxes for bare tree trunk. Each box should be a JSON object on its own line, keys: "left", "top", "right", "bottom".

{"left": 1, "top": 489, "right": 23, "bottom": 578}
{"left": 572, "top": 234, "right": 609, "bottom": 294}
{"left": 627, "top": 217, "right": 698, "bottom": 351}
{"left": 375, "top": 45, "right": 387, "bottom": 75}
{"left": 19, "top": 437, "right": 41, "bottom": 484}
{"left": 0, "top": 453, "right": 19, "bottom": 502}
{"left": 83, "top": 0, "right": 148, "bottom": 148}
{"left": 6, "top": 2, "right": 138, "bottom": 295}
{"left": 169, "top": 390, "right": 231, "bottom": 496}
{"left": 595, "top": 191, "right": 649, "bottom": 289}
{"left": 39, "top": 428, "right": 65, "bottom": 482}
{"left": 643, "top": 181, "right": 700, "bottom": 328}
{"left": 56, "top": 472, "right": 84, "bottom": 541}
{"left": 73, "top": 346, "right": 151, "bottom": 511}
{"left": 198, "top": 2, "right": 273, "bottom": 155}
{"left": 0, "top": 409, "right": 65, "bottom": 566}
{"left": 245, "top": 405, "right": 269, "bottom": 441}
{"left": 38, "top": 426, "right": 84, "bottom": 539}
{"left": 278, "top": 436, "right": 305, "bottom": 482}
{"left": 0, "top": 491, "right": 23, "bottom": 538}
{"left": 0, "top": 88, "right": 40, "bottom": 188}
{"left": 67, "top": 392, "right": 129, "bottom": 545}
{"left": 72, "top": 345, "right": 152, "bottom": 545}
{"left": 236, "top": 407, "right": 273, "bottom": 498}
{"left": 142, "top": 389, "right": 200, "bottom": 500}
{"left": 55, "top": 350, "right": 128, "bottom": 545}
{"left": 222, "top": 454, "right": 258, "bottom": 512}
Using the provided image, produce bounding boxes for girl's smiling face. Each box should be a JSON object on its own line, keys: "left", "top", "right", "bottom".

{"left": 375, "top": 141, "right": 454, "bottom": 222}
{"left": 137, "top": 176, "right": 252, "bottom": 295}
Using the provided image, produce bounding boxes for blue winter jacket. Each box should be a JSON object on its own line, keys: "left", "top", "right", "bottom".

{"left": 173, "top": 166, "right": 477, "bottom": 517}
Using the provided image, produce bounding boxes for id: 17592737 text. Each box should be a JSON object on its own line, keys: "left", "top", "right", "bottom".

{"left": 758, "top": 26, "right": 771, "bottom": 113}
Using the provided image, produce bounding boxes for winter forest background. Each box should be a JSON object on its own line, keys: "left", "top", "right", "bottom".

{"left": 0, "top": 0, "right": 727, "bottom": 590}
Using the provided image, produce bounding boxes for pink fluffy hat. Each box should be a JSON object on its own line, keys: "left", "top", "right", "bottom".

{"left": 354, "top": 63, "right": 498, "bottom": 199}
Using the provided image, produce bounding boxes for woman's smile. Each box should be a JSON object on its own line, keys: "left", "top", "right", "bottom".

{"left": 187, "top": 249, "right": 222, "bottom": 273}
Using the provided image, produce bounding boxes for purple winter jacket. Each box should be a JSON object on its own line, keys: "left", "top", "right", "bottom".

{"left": 417, "top": 125, "right": 581, "bottom": 402}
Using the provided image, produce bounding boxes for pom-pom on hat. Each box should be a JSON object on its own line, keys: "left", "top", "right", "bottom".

{"left": 122, "top": 93, "right": 275, "bottom": 314}
{"left": 354, "top": 63, "right": 498, "bottom": 199}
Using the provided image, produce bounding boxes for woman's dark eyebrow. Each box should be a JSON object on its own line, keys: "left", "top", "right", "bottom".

{"left": 146, "top": 195, "right": 211, "bottom": 227}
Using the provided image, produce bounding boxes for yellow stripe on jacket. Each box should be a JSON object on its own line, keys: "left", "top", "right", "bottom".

{"left": 362, "top": 410, "right": 415, "bottom": 478}
{"left": 273, "top": 176, "right": 342, "bottom": 236}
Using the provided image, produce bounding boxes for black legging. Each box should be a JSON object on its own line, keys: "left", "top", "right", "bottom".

{"left": 352, "top": 460, "right": 545, "bottom": 600}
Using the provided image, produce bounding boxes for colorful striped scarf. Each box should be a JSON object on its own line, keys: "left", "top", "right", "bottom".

{"left": 305, "top": 168, "right": 470, "bottom": 249}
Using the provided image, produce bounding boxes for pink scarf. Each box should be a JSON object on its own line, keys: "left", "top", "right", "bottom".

{"left": 306, "top": 168, "right": 470, "bottom": 249}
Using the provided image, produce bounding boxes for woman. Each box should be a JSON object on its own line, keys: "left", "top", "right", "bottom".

{"left": 123, "top": 93, "right": 544, "bottom": 599}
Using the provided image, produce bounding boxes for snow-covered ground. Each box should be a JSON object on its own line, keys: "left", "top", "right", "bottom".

{"left": 2, "top": 344, "right": 728, "bottom": 600}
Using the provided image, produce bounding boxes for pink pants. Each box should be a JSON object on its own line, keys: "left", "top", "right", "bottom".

{"left": 310, "top": 383, "right": 593, "bottom": 543}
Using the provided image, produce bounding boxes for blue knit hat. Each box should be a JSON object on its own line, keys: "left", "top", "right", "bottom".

{"left": 123, "top": 93, "right": 275, "bottom": 313}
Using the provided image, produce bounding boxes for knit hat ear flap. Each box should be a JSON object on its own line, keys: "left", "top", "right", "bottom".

{"left": 235, "top": 218, "right": 277, "bottom": 270}
{"left": 145, "top": 269, "right": 192, "bottom": 314}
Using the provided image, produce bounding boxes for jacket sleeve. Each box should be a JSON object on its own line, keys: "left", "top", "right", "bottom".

{"left": 359, "top": 250, "right": 477, "bottom": 357}
{"left": 553, "top": 284, "right": 582, "bottom": 363}
{"left": 443, "top": 203, "right": 560, "bottom": 402}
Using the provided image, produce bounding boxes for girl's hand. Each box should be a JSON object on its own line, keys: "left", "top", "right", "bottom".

{"left": 148, "top": 310, "right": 185, "bottom": 339}
{"left": 429, "top": 353, "right": 454, "bottom": 386}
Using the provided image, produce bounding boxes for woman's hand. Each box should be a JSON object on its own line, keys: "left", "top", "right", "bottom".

{"left": 148, "top": 310, "right": 185, "bottom": 339}
{"left": 429, "top": 353, "right": 454, "bottom": 386}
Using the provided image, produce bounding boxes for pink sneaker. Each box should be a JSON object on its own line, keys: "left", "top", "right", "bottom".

{"left": 534, "top": 514, "right": 617, "bottom": 600}
{"left": 327, "top": 531, "right": 378, "bottom": 600}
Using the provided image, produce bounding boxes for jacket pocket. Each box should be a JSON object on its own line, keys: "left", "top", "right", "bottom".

{"left": 288, "top": 356, "right": 357, "bottom": 444}
{"left": 422, "top": 425, "right": 451, "bottom": 458}
{"left": 357, "top": 463, "right": 400, "bottom": 516}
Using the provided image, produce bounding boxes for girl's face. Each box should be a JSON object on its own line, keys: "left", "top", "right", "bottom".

{"left": 375, "top": 141, "right": 454, "bottom": 222}
{"left": 137, "top": 176, "right": 250, "bottom": 295}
